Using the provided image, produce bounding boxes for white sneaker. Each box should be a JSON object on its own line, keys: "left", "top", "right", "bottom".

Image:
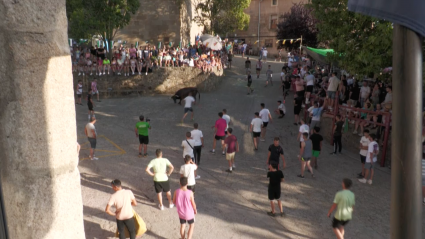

{"left": 83, "top": 73, "right": 85, "bottom": 76}
{"left": 93, "top": 157, "right": 98, "bottom": 160}
{"left": 358, "top": 178, "right": 367, "bottom": 183}
{"left": 367, "top": 180, "right": 372, "bottom": 185}
{"left": 90, "top": 73, "right": 92, "bottom": 76}
{"left": 169, "top": 203, "right": 175, "bottom": 209}
{"left": 103, "top": 72, "right": 105, "bottom": 75}
{"left": 232, "top": 164, "right": 236, "bottom": 168}
{"left": 195, "top": 175, "right": 201, "bottom": 180}
{"left": 353, "top": 131, "right": 358, "bottom": 134}
{"left": 78, "top": 73, "right": 81, "bottom": 76}
{"left": 96, "top": 73, "right": 98, "bottom": 75}
{"left": 139, "top": 72, "right": 141, "bottom": 75}
{"left": 145, "top": 72, "right": 148, "bottom": 75}
{"left": 107, "top": 72, "right": 109, "bottom": 75}
{"left": 132, "top": 72, "right": 135, "bottom": 75}
{"left": 158, "top": 204, "right": 164, "bottom": 210}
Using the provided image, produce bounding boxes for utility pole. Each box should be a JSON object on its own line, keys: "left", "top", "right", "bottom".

{"left": 300, "top": 35, "right": 303, "bottom": 52}
{"left": 258, "top": 0, "right": 263, "bottom": 50}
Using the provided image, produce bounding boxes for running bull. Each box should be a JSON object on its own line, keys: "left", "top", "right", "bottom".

{"left": 171, "top": 87, "right": 201, "bottom": 104}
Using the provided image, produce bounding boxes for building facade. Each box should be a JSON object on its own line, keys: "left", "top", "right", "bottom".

{"left": 114, "top": 0, "right": 205, "bottom": 48}
{"left": 232, "top": 0, "right": 302, "bottom": 56}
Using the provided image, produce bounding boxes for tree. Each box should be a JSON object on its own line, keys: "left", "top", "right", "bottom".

{"left": 307, "top": 0, "right": 392, "bottom": 77}
{"left": 66, "top": 0, "right": 140, "bottom": 45}
{"left": 276, "top": 2, "right": 318, "bottom": 50}
{"left": 193, "top": 0, "right": 251, "bottom": 36}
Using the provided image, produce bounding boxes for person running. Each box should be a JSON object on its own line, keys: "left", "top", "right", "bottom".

{"left": 265, "top": 65, "right": 273, "bottom": 86}
{"left": 105, "top": 179, "right": 137, "bottom": 239}
{"left": 357, "top": 129, "right": 370, "bottom": 179}
{"left": 87, "top": 88, "right": 95, "bottom": 121}
{"left": 75, "top": 80, "right": 83, "bottom": 105}
{"left": 327, "top": 178, "right": 355, "bottom": 239}
{"left": 181, "top": 92, "right": 196, "bottom": 123}
{"left": 224, "top": 128, "right": 239, "bottom": 173}
{"left": 180, "top": 155, "right": 198, "bottom": 193}
{"left": 85, "top": 117, "right": 98, "bottom": 160}
{"left": 146, "top": 149, "right": 175, "bottom": 210}
{"left": 245, "top": 57, "right": 251, "bottom": 74}
{"left": 274, "top": 100, "right": 286, "bottom": 118}
{"left": 293, "top": 96, "right": 303, "bottom": 125}
{"left": 255, "top": 59, "right": 262, "bottom": 79}
{"left": 91, "top": 79, "right": 101, "bottom": 102}
{"left": 310, "top": 127, "right": 323, "bottom": 169}
{"left": 259, "top": 103, "right": 272, "bottom": 142}
{"left": 267, "top": 137, "right": 286, "bottom": 169}
{"left": 297, "top": 133, "right": 314, "bottom": 178}
{"left": 246, "top": 70, "right": 254, "bottom": 95}
{"left": 210, "top": 112, "right": 227, "bottom": 155}
{"left": 297, "top": 119, "right": 310, "bottom": 148}
{"left": 331, "top": 115, "right": 344, "bottom": 155}
{"left": 283, "top": 76, "right": 291, "bottom": 102}
{"left": 222, "top": 109, "right": 231, "bottom": 135}
{"left": 358, "top": 134, "right": 379, "bottom": 185}
{"left": 267, "top": 162, "right": 284, "bottom": 217}
{"left": 191, "top": 123, "right": 203, "bottom": 179}
{"left": 250, "top": 112, "right": 263, "bottom": 150}
{"left": 135, "top": 115, "right": 151, "bottom": 157}
{"left": 173, "top": 177, "right": 197, "bottom": 239}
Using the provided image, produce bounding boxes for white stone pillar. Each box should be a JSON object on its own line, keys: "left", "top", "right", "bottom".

{"left": 0, "top": 1, "right": 85, "bottom": 238}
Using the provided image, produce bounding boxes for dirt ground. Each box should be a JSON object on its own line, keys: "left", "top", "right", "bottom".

{"left": 77, "top": 56, "right": 425, "bottom": 239}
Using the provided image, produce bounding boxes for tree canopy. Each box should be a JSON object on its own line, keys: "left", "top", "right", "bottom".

{"left": 307, "top": 0, "right": 392, "bottom": 77}
{"left": 276, "top": 2, "right": 318, "bottom": 50}
{"left": 193, "top": 0, "right": 251, "bottom": 36}
{"left": 66, "top": 0, "right": 140, "bottom": 42}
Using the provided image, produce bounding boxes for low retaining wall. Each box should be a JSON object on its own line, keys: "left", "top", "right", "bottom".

{"left": 72, "top": 67, "right": 224, "bottom": 97}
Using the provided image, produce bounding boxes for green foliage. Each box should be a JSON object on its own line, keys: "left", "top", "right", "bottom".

{"left": 193, "top": 0, "right": 251, "bottom": 35}
{"left": 67, "top": 0, "right": 140, "bottom": 42}
{"left": 307, "top": 0, "right": 392, "bottom": 77}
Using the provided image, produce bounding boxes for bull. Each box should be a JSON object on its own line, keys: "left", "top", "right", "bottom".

{"left": 171, "top": 87, "right": 201, "bottom": 105}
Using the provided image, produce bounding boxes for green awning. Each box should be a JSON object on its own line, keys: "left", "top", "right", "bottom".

{"left": 302, "top": 46, "right": 335, "bottom": 64}
{"left": 306, "top": 47, "right": 334, "bottom": 56}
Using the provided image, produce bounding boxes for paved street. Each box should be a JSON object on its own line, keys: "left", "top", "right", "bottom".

{"left": 77, "top": 56, "right": 425, "bottom": 239}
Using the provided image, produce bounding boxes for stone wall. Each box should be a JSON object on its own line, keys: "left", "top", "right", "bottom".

{"left": 74, "top": 67, "right": 223, "bottom": 97}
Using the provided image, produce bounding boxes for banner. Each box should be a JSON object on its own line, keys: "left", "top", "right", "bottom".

{"left": 105, "top": 40, "right": 109, "bottom": 52}
{"left": 69, "top": 39, "right": 72, "bottom": 47}
{"left": 135, "top": 41, "right": 139, "bottom": 48}
{"left": 158, "top": 42, "right": 161, "bottom": 49}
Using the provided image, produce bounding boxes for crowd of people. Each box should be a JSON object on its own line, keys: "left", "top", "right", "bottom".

{"left": 75, "top": 42, "right": 425, "bottom": 239}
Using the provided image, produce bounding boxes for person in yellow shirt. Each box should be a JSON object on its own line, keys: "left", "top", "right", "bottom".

{"left": 327, "top": 178, "right": 355, "bottom": 239}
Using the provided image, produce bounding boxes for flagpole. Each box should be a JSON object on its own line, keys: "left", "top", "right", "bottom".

{"left": 300, "top": 35, "right": 302, "bottom": 52}
{"left": 391, "top": 24, "right": 423, "bottom": 239}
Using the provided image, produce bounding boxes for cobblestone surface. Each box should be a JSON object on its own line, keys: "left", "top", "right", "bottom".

{"left": 77, "top": 56, "right": 425, "bottom": 239}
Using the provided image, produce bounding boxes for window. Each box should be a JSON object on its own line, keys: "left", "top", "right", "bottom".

{"left": 270, "top": 15, "right": 278, "bottom": 29}
{"left": 265, "top": 39, "right": 273, "bottom": 48}
{"left": 272, "top": 0, "right": 278, "bottom": 6}
{"left": 163, "top": 37, "right": 170, "bottom": 46}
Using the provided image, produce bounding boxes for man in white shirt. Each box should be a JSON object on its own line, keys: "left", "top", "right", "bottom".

{"left": 189, "top": 57, "right": 194, "bottom": 67}
{"left": 181, "top": 92, "right": 196, "bottom": 123}
{"left": 259, "top": 103, "right": 272, "bottom": 142}
{"left": 191, "top": 123, "right": 203, "bottom": 177}
{"left": 358, "top": 134, "right": 379, "bottom": 185}
{"left": 359, "top": 81, "right": 371, "bottom": 108}
{"left": 274, "top": 100, "right": 286, "bottom": 118}
{"left": 305, "top": 71, "right": 315, "bottom": 104}
{"left": 358, "top": 130, "right": 371, "bottom": 179}
{"left": 85, "top": 117, "right": 98, "bottom": 160}
{"left": 182, "top": 131, "right": 199, "bottom": 180}
{"left": 222, "top": 109, "right": 231, "bottom": 135}
{"left": 327, "top": 72, "right": 340, "bottom": 109}
{"left": 262, "top": 47, "right": 268, "bottom": 62}
{"left": 180, "top": 155, "right": 198, "bottom": 192}
{"left": 242, "top": 43, "right": 247, "bottom": 57}
{"left": 297, "top": 119, "right": 310, "bottom": 147}
{"left": 105, "top": 179, "right": 137, "bottom": 239}
{"left": 250, "top": 112, "right": 263, "bottom": 150}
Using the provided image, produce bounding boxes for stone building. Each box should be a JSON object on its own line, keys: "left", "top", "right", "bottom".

{"left": 114, "top": 0, "right": 205, "bottom": 48}
{"left": 231, "top": 0, "right": 302, "bottom": 56}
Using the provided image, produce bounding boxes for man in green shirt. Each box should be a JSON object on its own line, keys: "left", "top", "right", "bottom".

{"left": 146, "top": 149, "right": 175, "bottom": 210}
{"left": 327, "top": 178, "right": 355, "bottom": 239}
{"left": 135, "top": 115, "right": 151, "bottom": 157}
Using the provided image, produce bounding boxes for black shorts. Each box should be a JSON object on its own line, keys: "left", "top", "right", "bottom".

{"left": 179, "top": 218, "right": 195, "bottom": 225}
{"left": 306, "top": 85, "right": 313, "bottom": 93}
{"left": 279, "top": 110, "right": 284, "bottom": 115}
{"left": 253, "top": 132, "right": 261, "bottom": 138}
{"left": 187, "top": 185, "right": 196, "bottom": 193}
{"left": 263, "top": 122, "right": 269, "bottom": 128}
{"left": 154, "top": 180, "right": 170, "bottom": 193}
{"left": 332, "top": 218, "right": 349, "bottom": 228}
{"left": 268, "top": 188, "right": 281, "bottom": 200}
{"left": 247, "top": 82, "right": 252, "bottom": 87}
{"left": 294, "top": 106, "right": 301, "bottom": 115}
{"left": 296, "top": 90, "right": 305, "bottom": 98}
{"left": 224, "top": 131, "right": 227, "bottom": 135}
{"left": 184, "top": 107, "right": 193, "bottom": 113}
{"left": 360, "top": 155, "right": 366, "bottom": 164}
{"left": 228, "top": 59, "right": 232, "bottom": 62}
{"left": 88, "top": 104, "right": 94, "bottom": 111}
{"left": 139, "top": 135, "right": 149, "bottom": 144}
{"left": 77, "top": 94, "right": 82, "bottom": 98}
{"left": 215, "top": 135, "right": 225, "bottom": 140}
{"left": 88, "top": 137, "right": 96, "bottom": 149}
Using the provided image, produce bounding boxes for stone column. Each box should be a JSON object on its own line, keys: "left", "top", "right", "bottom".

{"left": 0, "top": 1, "right": 85, "bottom": 238}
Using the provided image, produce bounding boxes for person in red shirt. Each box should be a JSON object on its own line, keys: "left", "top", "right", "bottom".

{"left": 210, "top": 112, "right": 227, "bottom": 155}
{"left": 224, "top": 128, "right": 239, "bottom": 173}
